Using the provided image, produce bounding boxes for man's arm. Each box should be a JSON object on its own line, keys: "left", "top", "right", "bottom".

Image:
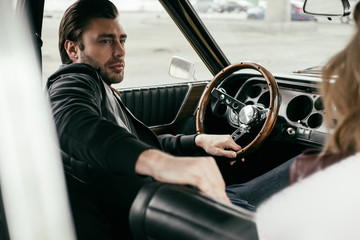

{"left": 158, "top": 133, "right": 241, "bottom": 158}
{"left": 135, "top": 149, "right": 230, "bottom": 203}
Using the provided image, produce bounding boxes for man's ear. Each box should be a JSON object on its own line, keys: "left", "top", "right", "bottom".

{"left": 64, "top": 40, "right": 80, "bottom": 63}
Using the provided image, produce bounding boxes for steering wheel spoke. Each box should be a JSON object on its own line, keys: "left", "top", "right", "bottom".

{"left": 231, "top": 124, "right": 251, "bottom": 142}
{"left": 211, "top": 88, "right": 245, "bottom": 114}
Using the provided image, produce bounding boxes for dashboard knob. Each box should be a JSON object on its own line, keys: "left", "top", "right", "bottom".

{"left": 286, "top": 127, "right": 296, "bottom": 137}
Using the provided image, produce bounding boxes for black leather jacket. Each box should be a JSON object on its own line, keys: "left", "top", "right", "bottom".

{"left": 47, "top": 63, "right": 199, "bottom": 181}
{"left": 47, "top": 63, "right": 202, "bottom": 239}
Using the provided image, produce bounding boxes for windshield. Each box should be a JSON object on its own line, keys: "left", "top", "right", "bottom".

{"left": 42, "top": 0, "right": 355, "bottom": 88}
{"left": 192, "top": 0, "right": 355, "bottom": 75}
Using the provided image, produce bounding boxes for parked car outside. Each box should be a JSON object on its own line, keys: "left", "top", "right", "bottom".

{"left": 247, "top": 6, "right": 265, "bottom": 19}
{"left": 221, "top": 0, "right": 254, "bottom": 12}
{"left": 291, "top": 0, "right": 316, "bottom": 21}
{"left": 191, "top": 0, "right": 223, "bottom": 12}
{"left": 247, "top": 0, "right": 316, "bottom": 21}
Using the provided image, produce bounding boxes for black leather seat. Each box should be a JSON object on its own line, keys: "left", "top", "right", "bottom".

{"left": 129, "top": 182, "right": 259, "bottom": 240}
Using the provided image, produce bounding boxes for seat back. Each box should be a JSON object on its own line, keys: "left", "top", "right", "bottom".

{"left": 129, "top": 182, "right": 259, "bottom": 240}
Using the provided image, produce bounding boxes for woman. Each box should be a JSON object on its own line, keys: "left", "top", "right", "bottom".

{"left": 256, "top": 2, "right": 360, "bottom": 239}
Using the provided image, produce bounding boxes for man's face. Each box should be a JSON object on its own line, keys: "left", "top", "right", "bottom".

{"left": 75, "top": 18, "right": 127, "bottom": 85}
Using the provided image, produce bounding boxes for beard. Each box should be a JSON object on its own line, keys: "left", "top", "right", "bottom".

{"left": 80, "top": 51, "right": 124, "bottom": 85}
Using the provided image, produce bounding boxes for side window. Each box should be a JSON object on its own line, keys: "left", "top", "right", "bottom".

{"left": 41, "top": 0, "right": 213, "bottom": 88}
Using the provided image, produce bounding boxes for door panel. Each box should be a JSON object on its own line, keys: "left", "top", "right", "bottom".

{"left": 118, "top": 81, "right": 208, "bottom": 134}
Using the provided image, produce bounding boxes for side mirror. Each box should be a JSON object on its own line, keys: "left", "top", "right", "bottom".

{"left": 303, "top": 0, "right": 350, "bottom": 16}
{"left": 168, "top": 56, "right": 196, "bottom": 80}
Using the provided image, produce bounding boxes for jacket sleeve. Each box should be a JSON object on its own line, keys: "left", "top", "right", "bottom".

{"left": 157, "top": 134, "right": 203, "bottom": 156}
{"left": 47, "top": 72, "right": 154, "bottom": 175}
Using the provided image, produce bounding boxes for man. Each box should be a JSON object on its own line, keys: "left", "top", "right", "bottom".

{"left": 47, "top": 0, "right": 247, "bottom": 239}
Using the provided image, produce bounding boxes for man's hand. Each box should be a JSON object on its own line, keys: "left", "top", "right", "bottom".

{"left": 135, "top": 149, "right": 230, "bottom": 203}
{"left": 195, "top": 134, "right": 241, "bottom": 159}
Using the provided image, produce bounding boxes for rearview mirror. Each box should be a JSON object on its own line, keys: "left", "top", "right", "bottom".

{"left": 303, "top": 0, "right": 350, "bottom": 16}
{"left": 168, "top": 56, "right": 195, "bottom": 80}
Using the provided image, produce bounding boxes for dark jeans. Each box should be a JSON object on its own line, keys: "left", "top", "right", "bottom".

{"left": 226, "top": 155, "right": 297, "bottom": 211}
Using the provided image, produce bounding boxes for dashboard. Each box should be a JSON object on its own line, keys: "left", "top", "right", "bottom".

{"left": 213, "top": 74, "right": 328, "bottom": 147}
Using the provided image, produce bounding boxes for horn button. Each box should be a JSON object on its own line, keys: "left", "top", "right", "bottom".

{"left": 239, "top": 105, "right": 263, "bottom": 125}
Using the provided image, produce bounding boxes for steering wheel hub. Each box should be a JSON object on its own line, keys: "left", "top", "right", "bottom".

{"left": 239, "top": 105, "right": 257, "bottom": 125}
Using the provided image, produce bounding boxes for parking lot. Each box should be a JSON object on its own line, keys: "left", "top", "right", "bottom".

{"left": 41, "top": 10, "right": 353, "bottom": 88}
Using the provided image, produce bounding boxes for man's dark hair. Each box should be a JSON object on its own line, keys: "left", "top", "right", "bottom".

{"left": 59, "top": 0, "right": 118, "bottom": 64}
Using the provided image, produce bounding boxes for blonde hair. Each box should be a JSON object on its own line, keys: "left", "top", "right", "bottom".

{"left": 322, "top": 2, "right": 360, "bottom": 154}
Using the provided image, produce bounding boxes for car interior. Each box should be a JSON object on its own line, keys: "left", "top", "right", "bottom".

{"left": 0, "top": 0, "right": 352, "bottom": 239}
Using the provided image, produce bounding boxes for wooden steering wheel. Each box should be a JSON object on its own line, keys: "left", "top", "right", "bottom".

{"left": 196, "top": 62, "right": 280, "bottom": 158}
